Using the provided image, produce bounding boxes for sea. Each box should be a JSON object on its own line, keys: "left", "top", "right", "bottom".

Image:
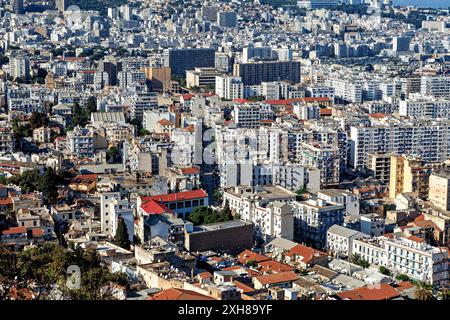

{"left": 393, "top": 0, "right": 450, "bottom": 8}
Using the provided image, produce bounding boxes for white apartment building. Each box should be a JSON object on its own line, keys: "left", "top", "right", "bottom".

{"left": 223, "top": 187, "right": 295, "bottom": 241}
{"left": 233, "top": 103, "right": 261, "bottom": 128}
{"left": 66, "top": 126, "right": 94, "bottom": 158}
{"left": 326, "top": 225, "right": 369, "bottom": 257}
{"left": 130, "top": 91, "right": 158, "bottom": 121}
{"left": 261, "top": 81, "right": 289, "bottom": 100}
{"left": 292, "top": 198, "right": 345, "bottom": 248}
{"left": 421, "top": 75, "right": 450, "bottom": 99}
{"left": 300, "top": 142, "right": 340, "bottom": 186}
{"left": 399, "top": 98, "right": 450, "bottom": 119}
{"left": 317, "top": 189, "right": 360, "bottom": 217}
{"left": 327, "top": 78, "right": 363, "bottom": 103}
{"left": 9, "top": 54, "right": 30, "bottom": 80}
{"left": 350, "top": 121, "right": 450, "bottom": 169}
{"left": 353, "top": 235, "right": 449, "bottom": 287}
{"left": 100, "top": 192, "right": 134, "bottom": 242}
{"left": 215, "top": 75, "right": 244, "bottom": 100}
{"left": 305, "top": 86, "right": 335, "bottom": 102}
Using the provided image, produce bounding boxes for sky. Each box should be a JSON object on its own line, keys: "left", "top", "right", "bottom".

{"left": 393, "top": 0, "right": 450, "bottom": 8}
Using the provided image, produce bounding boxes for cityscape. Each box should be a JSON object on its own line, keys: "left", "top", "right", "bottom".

{"left": 0, "top": 0, "right": 450, "bottom": 303}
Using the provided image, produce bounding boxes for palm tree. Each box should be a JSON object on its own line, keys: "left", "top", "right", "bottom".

{"left": 438, "top": 289, "right": 450, "bottom": 300}
{"left": 414, "top": 281, "right": 435, "bottom": 300}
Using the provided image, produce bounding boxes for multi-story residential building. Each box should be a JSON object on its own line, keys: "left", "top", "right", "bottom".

{"left": 261, "top": 81, "right": 290, "bottom": 100}
{"left": 421, "top": 75, "right": 450, "bottom": 99}
{"left": 327, "top": 78, "right": 363, "bottom": 103}
{"left": 389, "top": 155, "right": 432, "bottom": 200}
{"left": 326, "top": 225, "right": 369, "bottom": 258}
{"left": 399, "top": 98, "right": 450, "bottom": 119}
{"left": 292, "top": 198, "right": 345, "bottom": 248}
{"left": 317, "top": 189, "right": 360, "bottom": 217}
{"left": 217, "top": 11, "right": 237, "bottom": 28}
{"left": 33, "top": 127, "right": 52, "bottom": 144}
{"left": 297, "top": 0, "right": 338, "bottom": 9}
{"left": 9, "top": 54, "right": 30, "bottom": 80}
{"left": 429, "top": 172, "right": 450, "bottom": 211}
{"left": 233, "top": 61, "right": 301, "bottom": 85}
{"left": 233, "top": 103, "right": 261, "bottom": 128}
{"left": 384, "top": 236, "right": 448, "bottom": 287}
{"left": 300, "top": 142, "right": 340, "bottom": 186}
{"left": 138, "top": 189, "right": 208, "bottom": 220}
{"left": 353, "top": 235, "right": 448, "bottom": 287}
{"left": 0, "top": 127, "right": 15, "bottom": 154}
{"left": 350, "top": 120, "right": 450, "bottom": 170}
{"left": 130, "top": 91, "right": 158, "bottom": 121}
{"left": 164, "top": 48, "right": 216, "bottom": 77}
{"left": 223, "top": 186, "right": 296, "bottom": 241}
{"left": 367, "top": 152, "right": 392, "bottom": 185}
{"left": 186, "top": 67, "right": 223, "bottom": 89}
{"left": 66, "top": 126, "right": 95, "bottom": 158}
{"left": 100, "top": 192, "right": 134, "bottom": 242}
{"left": 215, "top": 75, "right": 244, "bottom": 100}
{"left": 360, "top": 213, "right": 385, "bottom": 237}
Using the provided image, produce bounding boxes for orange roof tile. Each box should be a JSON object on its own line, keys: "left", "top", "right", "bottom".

{"left": 253, "top": 271, "right": 299, "bottom": 286}
{"left": 148, "top": 288, "right": 215, "bottom": 300}
{"left": 336, "top": 284, "right": 400, "bottom": 300}
{"left": 237, "top": 249, "right": 271, "bottom": 264}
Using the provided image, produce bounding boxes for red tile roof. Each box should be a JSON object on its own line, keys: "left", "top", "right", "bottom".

{"left": 31, "top": 228, "right": 44, "bottom": 236}
{"left": 180, "top": 167, "right": 200, "bottom": 175}
{"left": 253, "top": 271, "right": 299, "bottom": 286}
{"left": 148, "top": 288, "right": 215, "bottom": 300}
{"left": 320, "top": 108, "right": 332, "bottom": 116}
{"left": 198, "top": 271, "right": 213, "bottom": 279}
{"left": 157, "top": 119, "right": 174, "bottom": 126}
{"left": 233, "top": 281, "right": 255, "bottom": 293}
{"left": 181, "top": 94, "right": 195, "bottom": 101}
{"left": 258, "top": 259, "right": 294, "bottom": 273}
{"left": 140, "top": 199, "right": 170, "bottom": 215}
{"left": 142, "top": 189, "right": 207, "bottom": 203}
{"left": 336, "top": 284, "right": 400, "bottom": 300}
{"left": 1, "top": 226, "right": 27, "bottom": 235}
{"left": 285, "top": 244, "right": 327, "bottom": 264}
{"left": 237, "top": 249, "right": 271, "bottom": 264}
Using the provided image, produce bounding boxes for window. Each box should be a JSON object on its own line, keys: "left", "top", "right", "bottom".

{"left": 170, "top": 203, "right": 176, "bottom": 210}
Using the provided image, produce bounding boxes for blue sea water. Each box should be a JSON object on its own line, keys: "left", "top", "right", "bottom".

{"left": 393, "top": 0, "right": 450, "bottom": 8}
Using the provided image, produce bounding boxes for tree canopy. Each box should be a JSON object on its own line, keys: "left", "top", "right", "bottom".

{"left": 0, "top": 243, "right": 128, "bottom": 300}
{"left": 114, "top": 218, "right": 131, "bottom": 250}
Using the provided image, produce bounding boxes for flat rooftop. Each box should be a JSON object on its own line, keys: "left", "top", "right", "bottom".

{"left": 191, "top": 219, "right": 252, "bottom": 233}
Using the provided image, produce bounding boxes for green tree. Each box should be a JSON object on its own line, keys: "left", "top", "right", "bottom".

{"left": 114, "top": 218, "right": 131, "bottom": 250}
{"left": 413, "top": 281, "right": 434, "bottom": 300}
{"left": 350, "top": 253, "right": 370, "bottom": 269}
{"left": 106, "top": 146, "right": 119, "bottom": 163}
{"left": 86, "top": 96, "right": 97, "bottom": 113}
{"left": 379, "top": 266, "right": 391, "bottom": 276}
{"left": 36, "top": 168, "right": 60, "bottom": 204}
{"left": 396, "top": 274, "right": 410, "bottom": 282}
{"left": 29, "top": 112, "right": 49, "bottom": 129}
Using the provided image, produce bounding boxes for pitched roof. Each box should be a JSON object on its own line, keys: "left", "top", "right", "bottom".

{"left": 148, "top": 288, "right": 215, "bottom": 300}
{"left": 140, "top": 199, "right": 170, "bottom": 215}
{"left": 157, "top": 119, "right": 174, "bottom": 126}
{"left": 237, "top": 249, "right": 271, "bottom": 264}
{"left": 233, "top": 281, "right": 255, "bottom": 293}
{"left": 285, "top": 244, "right": 327, "bottom": 264}
{"left": 253, "top": 271, "right": 299, "bottom": 286}
{"left": 1, "top": 226, "right": 27, "bottom": 235}
{"left": 142, "top": 189, "right": 207, "bottom": 203}
{"left": 258, "top": 260, "right": 294, "bottom": 273}
{"left": 336, "top": 284, "right": 400, "bottom": 300}
{"left": 180, "top": 167, "right": 200, "bottom": 175}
